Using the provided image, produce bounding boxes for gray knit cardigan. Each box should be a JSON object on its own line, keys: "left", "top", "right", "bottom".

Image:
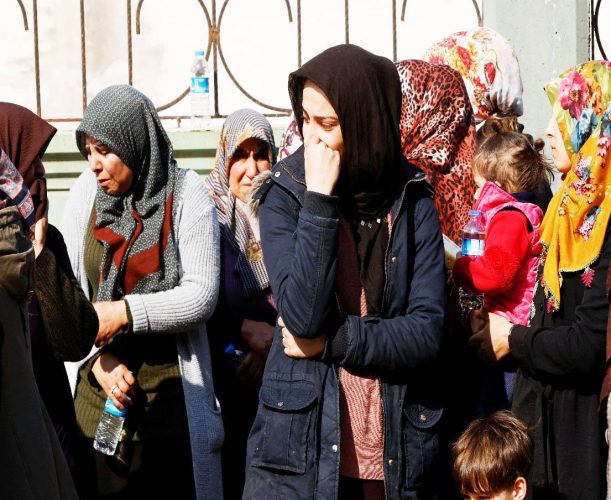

{"left": 61, "top": 168, "right": 223, "bottom": 500}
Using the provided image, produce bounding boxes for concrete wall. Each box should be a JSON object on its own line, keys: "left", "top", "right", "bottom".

{"left": 483, "top": 0, "right": 591, "bottom": 188}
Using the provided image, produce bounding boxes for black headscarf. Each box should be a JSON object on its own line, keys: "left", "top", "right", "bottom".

{"left": 289, "top": 44, "right": 403, "bottom": 315}
{"left": 289, "top": 44, "right": 402, "bottom": 220}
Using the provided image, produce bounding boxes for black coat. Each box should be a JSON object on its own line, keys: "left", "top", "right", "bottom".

{"left": 31, "top": 224, "right": 98, "bottom": 469}
{"left": 243, "top": 149, "right": 446, "bottom": 499}
{"left": 510, "top": 223, "right": 611, "bottom": 499}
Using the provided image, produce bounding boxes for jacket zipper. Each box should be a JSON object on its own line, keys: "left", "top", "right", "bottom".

{"left": 381, "top": 174, "right": 426, "bottom": 498}
{"left": 281, "top": 160, "right": 426, "bottom": 496}
{"left": 382, "top": 175, "right": 425, "bottom": 307}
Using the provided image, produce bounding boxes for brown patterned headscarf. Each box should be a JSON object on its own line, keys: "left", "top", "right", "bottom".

{"left": 395, "top": 59, "right": 476, "bottom": 244}
{"left": 0, "top": 102, "right": 57, "bottom": 221}
{"left": 0, "top": 147, "right": 36, "bottom": 230}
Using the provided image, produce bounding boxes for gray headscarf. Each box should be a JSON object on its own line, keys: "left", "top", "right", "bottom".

{"left": 76, "top": 85, "right": 183, "bottom": 300}
{"left": 204, "top": 109, "right": 275, "bottom": 298}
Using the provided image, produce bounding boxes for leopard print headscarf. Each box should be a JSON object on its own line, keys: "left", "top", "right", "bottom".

{"left": 395, "top": 59, "right": 476, "bottom": 244}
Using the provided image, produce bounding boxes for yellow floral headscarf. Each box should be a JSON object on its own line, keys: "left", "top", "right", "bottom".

{"left": 541, "top": 61, "right": 611, "bottom": 311}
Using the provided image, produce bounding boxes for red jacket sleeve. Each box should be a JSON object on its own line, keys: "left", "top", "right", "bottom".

{"left": 453, "top": 209, "right": 531, "bottom": 294}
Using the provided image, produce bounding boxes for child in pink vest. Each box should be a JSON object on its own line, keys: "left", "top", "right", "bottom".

{"left": 453, "top": 130, "right": 552, "bottom": 416}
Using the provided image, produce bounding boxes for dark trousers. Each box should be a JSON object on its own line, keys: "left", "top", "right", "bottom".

{"left": 339, "top": 475, "right": 385, "bottom": 500}
{"left": 75, "top": 435, "right": 195, "bottom": 500}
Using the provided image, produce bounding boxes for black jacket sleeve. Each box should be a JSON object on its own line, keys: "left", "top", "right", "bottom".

{"left": 324, "top": 196, "right": 446, "bottom": 371}
{"left": 510, "top": 223, "right": 611, "bottom": 376}
{"left": 259, "top": 185, "right": 339, "bottom": 339}
{"left": 34, "top": 224, "right": 98, "bottom": 361}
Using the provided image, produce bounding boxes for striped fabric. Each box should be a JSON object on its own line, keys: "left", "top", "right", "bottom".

{"left": 336, "top": 214, "right": 386, "bottom": 480}
{"left": 204, "top": 109, "right": 276, "bottom": 298}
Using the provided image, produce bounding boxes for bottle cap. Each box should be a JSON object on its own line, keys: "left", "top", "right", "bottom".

{"left": 468, "top": 210, "right": 483, "bottom": 216}
{"left": 104, "top": 397, "right": 128, "bottom": 417}
{"left": 195, "top": 50, "right": 205, "bottom": 56}
{"left": 224, "top": 343, "right": 236, "bottom": 355}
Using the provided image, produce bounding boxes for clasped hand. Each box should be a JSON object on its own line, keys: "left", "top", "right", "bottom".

{"left": 92, "top": 352, "right": 137, "bottom": 410}
{"left": 304, "top": 136, "right": 341, "bottom": 196}
{"left": 235, "top": 319, "right": 275, "bottom": 388}
{"left": 278, "top": 316, "right": 326, "bottom": 358}
{"left": 468, "top": 309, "right": 512, "bottom": 364}
{"left": 93, "top": 300, "right": 129, "bottom": 347}
{"left": 30, "top": 211, "right": 48, "bottom": 258}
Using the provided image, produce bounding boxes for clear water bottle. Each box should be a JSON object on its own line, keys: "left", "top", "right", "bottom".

{"left": 224, "top": 343, "right": 246, "bottom": 368}
{"left": 93, "top": 397, "right": 127, "bottom": 455}
{"left": 190, "top": 50, "right": 211, "bottom": 130}
{"left": 459, "top": 210, "right": 486, "bottom": 311}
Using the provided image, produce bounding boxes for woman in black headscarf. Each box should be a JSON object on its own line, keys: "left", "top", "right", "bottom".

{"left": 243, "top": 45, "right": 446, "bottom": 499}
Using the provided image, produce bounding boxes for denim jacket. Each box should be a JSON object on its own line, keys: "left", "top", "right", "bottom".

{"left": 243, "top": 148, "right": 446, "bottom": 499}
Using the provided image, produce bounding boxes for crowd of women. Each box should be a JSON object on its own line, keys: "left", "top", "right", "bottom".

{"left": 0, "top": 26, "right": 609, "bottom": 500}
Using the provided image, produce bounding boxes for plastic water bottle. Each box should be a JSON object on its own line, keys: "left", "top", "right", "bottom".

{"left": 190, "top": 50, "right": 211, "bottom": 130}
{"left": 93, "top": 397, "right": 127, "bottom": 455}
{"left": 459, "top": 210, "right": 486, "bottom": 310}
{"left": 224, "top": 343, "right": 246, "bottom": 368}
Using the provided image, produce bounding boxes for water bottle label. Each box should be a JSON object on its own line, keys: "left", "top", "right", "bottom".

{"left": 191, "top": 76, "right": 209, "bottom": 93}
{"left": 461, "top": 238, "right": 485, "bottom": 257}
{"left": 104, "top": 397, "right": 127, "bottom": 417}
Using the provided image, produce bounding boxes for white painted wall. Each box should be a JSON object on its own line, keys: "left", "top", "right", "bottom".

{"left": 3, "top": 0, "right": 482, "bottom": 130}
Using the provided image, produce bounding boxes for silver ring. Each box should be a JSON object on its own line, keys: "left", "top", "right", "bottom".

{"left": 110, "top": 385, "right": 119, "bottom": 396}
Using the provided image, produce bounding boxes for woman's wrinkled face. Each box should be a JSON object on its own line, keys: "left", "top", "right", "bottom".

{"left": 85, "top": 135, "right": 133, "bottom": 196}
{"left": 545, "top": 115, "right": 572, "bottom": 174}
{"left": 228, "top": 137, "right": 271, "bottom": 202}
{"left": 301, "top": 81, "right": 344, "bottom": 160}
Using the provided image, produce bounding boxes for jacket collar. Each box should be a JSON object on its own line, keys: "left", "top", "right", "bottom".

{"left": 474, "top": 181, "right": 518, "bottom": 214}
{"left": 272, "top": 146, "right": 432, "bottom": 216}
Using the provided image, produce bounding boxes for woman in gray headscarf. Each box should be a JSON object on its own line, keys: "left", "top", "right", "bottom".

{"left": 62, "top": 85, "right": 221, "bottom": 499}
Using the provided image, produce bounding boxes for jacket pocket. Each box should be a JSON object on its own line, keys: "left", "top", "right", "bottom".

{"left": 250, "top": 377, "right": 317, "bottom": 474}
{"left": 402, "top": 403, "right": 442, "bottom": 490}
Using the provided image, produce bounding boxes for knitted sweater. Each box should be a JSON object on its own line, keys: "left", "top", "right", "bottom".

{"left": 61, "top": 168, "right": 222, "bottom": 500}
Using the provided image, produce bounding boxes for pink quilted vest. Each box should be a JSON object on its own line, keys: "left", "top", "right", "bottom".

{"left": 473, "top": 182, "right": 543, "bottom": 325}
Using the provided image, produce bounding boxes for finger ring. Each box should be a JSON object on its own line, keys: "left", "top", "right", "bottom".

{"left": 110, "top": 385, "right": 119, "bottom": 396}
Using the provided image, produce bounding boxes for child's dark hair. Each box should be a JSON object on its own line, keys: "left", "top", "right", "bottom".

{"left": 452, "top": 411, "right": 533, "bottom": 496}
{"left": 473, "top": 120, "right": 552, "bottom": 193}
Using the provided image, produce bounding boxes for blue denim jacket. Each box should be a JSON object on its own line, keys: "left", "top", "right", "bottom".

{"left": 244, "top": 148, "right": 446, "bottom": 499}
